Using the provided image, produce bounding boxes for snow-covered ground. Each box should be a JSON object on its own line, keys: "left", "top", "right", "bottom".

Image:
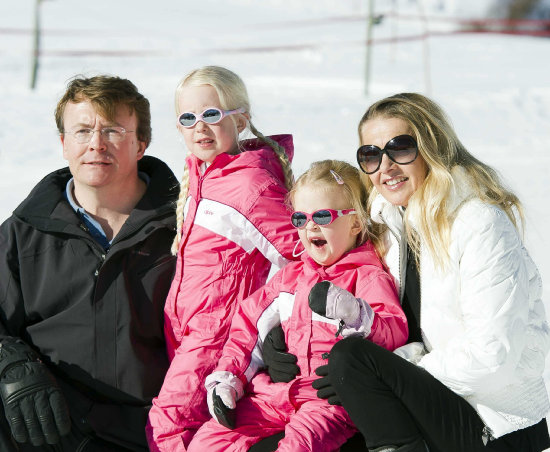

{"left": 2, "top": 0, "right": 550, "bottom": 441}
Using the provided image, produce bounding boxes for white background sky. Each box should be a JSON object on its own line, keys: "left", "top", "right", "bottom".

{"left": 2, "top": 0, "right": 548, "bottom": 294}
{"left": 2, "top": 0, "right": 550, "bottom": 434}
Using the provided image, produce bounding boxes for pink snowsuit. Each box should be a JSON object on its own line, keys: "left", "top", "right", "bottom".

{"left": 188, "top": 241, "right": 408, "bottom": 452}
{"left": 147, "top": 135, "right": 299, "bottom": 451}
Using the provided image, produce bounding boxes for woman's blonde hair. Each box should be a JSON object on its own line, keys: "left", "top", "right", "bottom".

{"left": 358, "top": 92, "right": 523, "bottom": 270}
{"left": 171, "top": 66, "right": 294, "bottom": 254}
{"left": 288, "top": 160, "right": 384, "bottom": 253}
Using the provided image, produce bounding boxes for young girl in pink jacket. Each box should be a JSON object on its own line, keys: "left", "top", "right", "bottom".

{"left": 146, "top": 66, "right": 298, "bottom": 451}
{"left": 187, "top": 160, "right": 408, "bottom": 452}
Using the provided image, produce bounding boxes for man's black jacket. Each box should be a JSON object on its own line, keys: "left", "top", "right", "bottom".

{"left": 0, "top": 156, "right": 178, "bottom": 450}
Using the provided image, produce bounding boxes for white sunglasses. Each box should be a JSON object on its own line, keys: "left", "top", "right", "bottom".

{"left": 177, "top": 107, "right": 245, "bottom": 128}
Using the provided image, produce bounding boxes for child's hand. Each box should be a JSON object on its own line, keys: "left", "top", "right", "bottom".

{"left": 205, "top": 371, "right": 244, "bottom": 429}
{"left": 308, "top": 281, "right": 360, "bottom": 324}
{"left": 308, "top": 281, "right": 375, "bottom": 337}
{"left": 211, "top": 387, "right": 236, "bottom": 429}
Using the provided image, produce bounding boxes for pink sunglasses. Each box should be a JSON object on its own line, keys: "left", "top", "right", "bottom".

{"left": 290, "top": 209, "right": 356, "bottom": 228}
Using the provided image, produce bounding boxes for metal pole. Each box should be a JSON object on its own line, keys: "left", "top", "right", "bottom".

{"left": 364, "top": 0, "right": 375, "bottom": 96}
{"left": 390, "top": 0, "right": 397, "bottom": 62}
{"left": 417, "top": 0, "right": 432, "bottom": 95}
{"left": 30, "top": 0, "right": 42, "bottom": 90}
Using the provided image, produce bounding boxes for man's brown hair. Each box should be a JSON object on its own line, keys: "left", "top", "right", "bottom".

{"left": 55, "top": 75, "right": 152, "bottom": 147}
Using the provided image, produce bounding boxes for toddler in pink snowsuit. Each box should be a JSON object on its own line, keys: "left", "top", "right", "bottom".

{"left": 188, "top": 160, "right": 408, "bottom": 452}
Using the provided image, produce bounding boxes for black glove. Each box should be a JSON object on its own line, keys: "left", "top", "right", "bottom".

{"left": 262, "top": 325, "right": 299, "bottom": 383}
{"left": 0, "top": 339, "right": 71, "bottom": 446}
{"left": 212, "top": 388, "right": 236, "bottom": 430}
{"left": 308, "top": 281, "right": 331, "bottom": 316}
{"left": 312, "top": 364, "right": 342, "bottom": 406}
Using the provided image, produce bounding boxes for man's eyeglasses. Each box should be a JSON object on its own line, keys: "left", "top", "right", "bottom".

{"left": 290, "top": 209, "right": 357, "bottom": 229}
{"left": 356, "top": 134, "right": 418, "bottom": 175}
{"left": 64, "top": 127, "right": 134, "bottom": 144}
{"left": 178, "top": 107, "right": 245, "bottom": 128}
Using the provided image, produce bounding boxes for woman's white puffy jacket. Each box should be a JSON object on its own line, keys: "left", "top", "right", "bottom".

{"left": 370, "top": 166, "right": 550, "bottom": 439}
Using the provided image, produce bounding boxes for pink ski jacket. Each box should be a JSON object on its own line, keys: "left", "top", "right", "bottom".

{"left": 147, "top": 135, "right": 299, "bottom": 451}
{"left": 217, "top": 241, "right": 408, "bottom": 390}
{"left": 187, "top": 242, "right": 408, "bottom": 451}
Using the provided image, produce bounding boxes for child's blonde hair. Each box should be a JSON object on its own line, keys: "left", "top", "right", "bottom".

{"left": 288, "top": 160, "right": 383, "bottom": 253}
{"left": 171, "top": 66, "right": 294, "bottom": 254}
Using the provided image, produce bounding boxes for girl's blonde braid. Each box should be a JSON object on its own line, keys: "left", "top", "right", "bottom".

{"left": 248, "top": 122, "right": 294, "bottom": 190}
{"left": 171, "top": 156, "right": 191, "bottom": 255}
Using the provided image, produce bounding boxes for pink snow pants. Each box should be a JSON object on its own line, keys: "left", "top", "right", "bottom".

{"left": 187, "top": 373, "right": 357, "bottom": 452}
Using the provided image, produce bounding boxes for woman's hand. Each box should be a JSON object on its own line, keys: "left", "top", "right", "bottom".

{"left": 311, "top": 364, "right": 342, "bottom": 405}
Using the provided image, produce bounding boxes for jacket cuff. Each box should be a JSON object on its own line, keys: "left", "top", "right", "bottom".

{"left": 341, "top": 298, "right": 374, "bottom": 338}
{"left": 204, "top": 371, "right": 245, "bottom": 399}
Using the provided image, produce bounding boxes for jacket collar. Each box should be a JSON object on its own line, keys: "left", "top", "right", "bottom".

{"left": 185, "top": 134, "right": 294, "bottom": 186}
{"left": 300, "top": 241, "right": 382, "bottom": 279}
{"left": 13, "top": 156, "right": 178, "bottom": 233}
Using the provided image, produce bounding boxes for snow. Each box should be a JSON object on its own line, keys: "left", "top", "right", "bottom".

{"left": 1, "top": 0, "right": 550, "bottom": 442}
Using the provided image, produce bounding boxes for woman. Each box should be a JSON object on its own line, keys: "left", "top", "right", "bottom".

{"left": 317, "top": 92, "right": 550, "bottom": 451}
{"left": 262, "top": 93, "right": 550, "bottom": 452}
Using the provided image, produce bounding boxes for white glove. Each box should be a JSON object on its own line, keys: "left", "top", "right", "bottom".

{"left": 393, "top": 342, "right": 426, "bottom": 364}
{"left": 205, "top": 371, "right": 244, "bottom": 428}
{"left": 308, "top": 281, "right": 375, "bottom": 337}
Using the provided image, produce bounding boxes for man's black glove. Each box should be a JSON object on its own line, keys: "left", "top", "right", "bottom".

{"left": 0, "top": 339, "right": 71, "bottom": 446}
{"left": 312, "top": 364, "right": 342, "bottom": 406}
{"left": 262, "top": 325, "right": 299, "bottom": 383}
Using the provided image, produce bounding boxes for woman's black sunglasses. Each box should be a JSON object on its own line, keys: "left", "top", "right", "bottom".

{"left": 356, "top": 134, "right": 418, "bottom": 175}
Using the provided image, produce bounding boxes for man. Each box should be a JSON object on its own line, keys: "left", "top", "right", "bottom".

{"left": 0, "top": 75, "right": 178, "bottom": 451}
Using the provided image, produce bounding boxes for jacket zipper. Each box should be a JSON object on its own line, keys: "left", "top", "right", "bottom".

{"left": 77, "top": 222, "right": 108, "bottom": 277}
{"left": 415, "top": 243, "right": 424, "bottom": 346}
{"left": 94, "top": 251, "right": 107, "bottom": 277}
{"left": 482, "top": 425, "right": 494, "bottom": 445}
{"left": 386, "top": 226, "right": 405, "bottom": 301}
